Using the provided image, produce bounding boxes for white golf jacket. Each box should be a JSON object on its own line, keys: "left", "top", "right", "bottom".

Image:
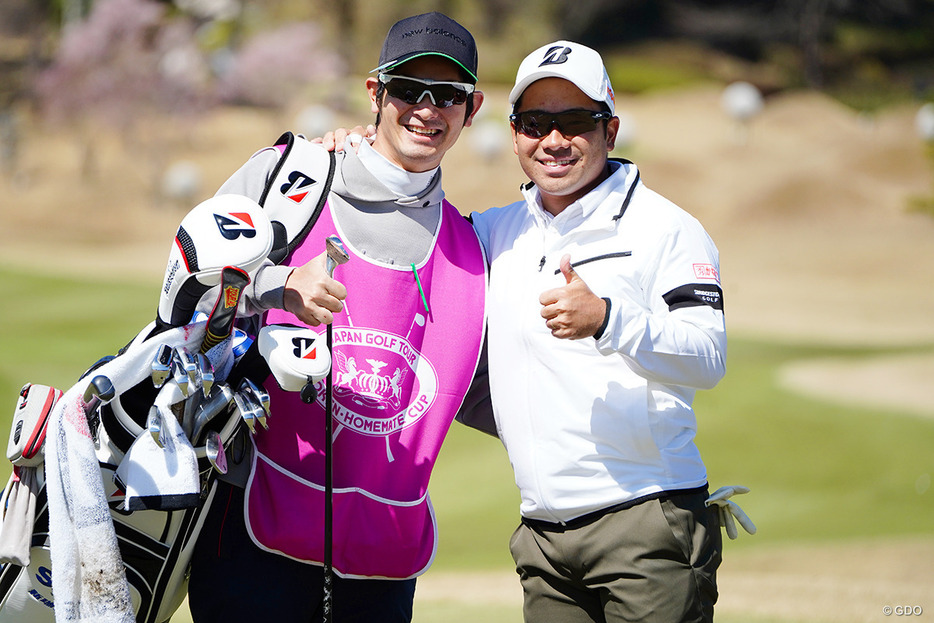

{"left": 472, "top": 160, "right": 727, "bottom": 524}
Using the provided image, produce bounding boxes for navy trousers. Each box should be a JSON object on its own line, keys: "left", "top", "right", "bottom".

{"left": 188, "top": 481, "right": 416, "bottom": 623}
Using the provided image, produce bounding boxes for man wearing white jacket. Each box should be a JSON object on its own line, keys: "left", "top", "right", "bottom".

{"left": 470, "top": 41, "right": 726, "bottom": 622}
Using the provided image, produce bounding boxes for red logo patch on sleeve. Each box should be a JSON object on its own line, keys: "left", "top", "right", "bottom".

{"left": 693, "top": 263, "right": 720, "bottom": 282}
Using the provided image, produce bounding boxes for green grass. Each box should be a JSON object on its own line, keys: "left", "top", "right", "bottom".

{"left": 0, "top": 267, "right": 160, "bottom": 400}
{"left": 3, "top": 265, "right": 933, "bottom": 622}
{"left": 695, "top": 338, "right": 934, "bottom": 544}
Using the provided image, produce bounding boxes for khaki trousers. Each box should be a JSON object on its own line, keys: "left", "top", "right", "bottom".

{"left": 509, "top": 489, "right": 721, "bottom": 623}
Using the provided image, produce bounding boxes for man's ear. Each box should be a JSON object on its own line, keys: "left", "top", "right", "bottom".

{"left": 605, "top": 116, "right": 620, "bottom": 153}
{"left": 365, "top": 77, "right": 381, "bottom": 114}
{"left": 464, "top": 90, "right": 485, "bottom": 127}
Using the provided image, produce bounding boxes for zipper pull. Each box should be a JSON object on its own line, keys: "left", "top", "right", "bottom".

{"left": 538, "top": 256, "right": 546, "bottom": 272}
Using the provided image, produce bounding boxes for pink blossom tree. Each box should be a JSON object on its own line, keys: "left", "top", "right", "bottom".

{"left": 34, "top": 0, "right": 345, "bottom": 195}
{"left": 34, "top": 0, "right": 214, "bottom": 182}
{"left": 215, "top": 21, "right": 345, "bottom": 109}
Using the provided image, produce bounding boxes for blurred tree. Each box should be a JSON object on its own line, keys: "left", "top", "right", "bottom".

{"left": 0, "top": 1, "right": 54, "bottom": 183}
{"left": 475, "top": 0, "right": 520, "bottom": 37}
{"left": 215, "top": 21, "right": 344, "bottom": 108}
{"left": 334, "top": 0, "right": 355, "bottom": 109}
{"left": 59, "top": 0, "right": 94, "bottom": 25}
{"left": 565, "top": 0, "right": 933, "bottom": 95}
{"left": 797, "top": 0, "right": 835, "bottom": 87}
{"left": 34, "top": 0, "right": 215, "bottom": 189}
{"left": 36, "top": 0, "right": 215, "bottom": 126}
{"left": 554, "top": 0, "right": 643, "bottom": 41}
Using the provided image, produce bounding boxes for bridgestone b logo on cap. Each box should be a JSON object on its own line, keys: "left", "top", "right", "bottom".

{"left": 540, "top": 46, "right": 572, "bottom": 66}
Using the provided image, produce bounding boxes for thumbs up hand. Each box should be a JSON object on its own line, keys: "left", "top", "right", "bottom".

{"left": 539, "top": 254, "right": 607, "bottom": 340}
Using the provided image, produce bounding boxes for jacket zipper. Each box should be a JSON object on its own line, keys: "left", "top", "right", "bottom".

{"left": 551, "top": 251, "right": 632, "bottom": 275}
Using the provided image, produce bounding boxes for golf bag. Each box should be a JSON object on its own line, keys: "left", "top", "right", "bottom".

{"left": 0, "top": 133, "right": 334, "bottom": 622}
{"left": 0, "top": 196, "right": 274, "bottom": 622}
{"left": 0, "top": 325, "right": 254, "bottom": 623}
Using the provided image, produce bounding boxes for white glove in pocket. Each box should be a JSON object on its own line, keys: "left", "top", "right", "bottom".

{"left": 706, "top": 485, "right": 757, "bottom": 540}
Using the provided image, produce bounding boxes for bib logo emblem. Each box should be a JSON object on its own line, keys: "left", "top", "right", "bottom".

{"left": 323, "top": 328, "right": 438, "bottom": 438}
{"left": 335, "top": 356, "right": 408, "bottom": 412}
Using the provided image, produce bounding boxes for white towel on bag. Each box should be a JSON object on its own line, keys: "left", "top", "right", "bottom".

{"left": 44, "top": 321, "right": 209, "bottom": 623}
{"left": 114, "top": 396, "right": 201, "bottom": 512}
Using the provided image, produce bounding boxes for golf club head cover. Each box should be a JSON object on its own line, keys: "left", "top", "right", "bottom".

{"left": 257, "top": 325, "right": 331, "bottom": 392}
{"left": 200, "top": 266, "right": 251, "bottom": 354}
{"left": 7, "top": 383, "right": 63, "bottom": 467}
{"left": 157, "top": 194, "right": 273, "bottom": 329}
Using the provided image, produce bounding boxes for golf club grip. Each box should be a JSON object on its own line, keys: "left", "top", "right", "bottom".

{"left": 200, "top": 266, "right": 250, "bottom": 354}
{"left": 323, "top": 569, "right": 333, "bottom": 621}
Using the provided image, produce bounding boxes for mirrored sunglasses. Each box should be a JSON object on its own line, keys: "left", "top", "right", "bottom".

{"left": 509, "top": 109, "right": 613, "bottom": 138}
{"left": 378, "top": 73, "right": 475, "bottom": 108}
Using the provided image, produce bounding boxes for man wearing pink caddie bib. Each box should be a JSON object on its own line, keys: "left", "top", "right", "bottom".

{"left": 187, "top": 13, "right": 489, "bottom": 623}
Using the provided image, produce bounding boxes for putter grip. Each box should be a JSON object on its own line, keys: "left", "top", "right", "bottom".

{"left": 201, "top": 267, "right": 250, "bottom": 354}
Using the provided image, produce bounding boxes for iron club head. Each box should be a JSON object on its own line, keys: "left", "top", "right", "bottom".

{"left": 325, "top": 235, "right": 349, "bottom": 277}
{"left": 238, "top": 378, "right": 269, "bottom": 414}
{"left": 194, "top": 430, "right": 228, "bottom": 474}
{"left": 197, "top": 353, "right": 214, "bottom": 398}
{"left": 81, "top": 375, "right": 115, "bottom": 417}
{"left": 238, "top": 378, "right": 270, "bottom": 417}
{"left": 170, "top": 348, "right": 192, "bottom": 397}
{"left": 174, "top": 347, "right": 198, "bottom": 393}
{"left": 151, "top": 344, "right": 173, "bottom": 388}
{"left": 147, "top": 405, "right": 165, "bottom": 449}
{"left": 237, "top": 387, "right": 268, "bottom": 431}
{"left": 232, "top": 392, "right": 256, "bottom": 434}
{"left": 190, "top": 384, "right": 235, "bottom": 446}
{"left": 205, "top": 431, "right": 227, "bottom": 474}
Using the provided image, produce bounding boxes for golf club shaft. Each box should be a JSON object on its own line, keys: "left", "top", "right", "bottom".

{"left": 322, "top": 235, "right": 347, "bottom": 623}
{"left": 321, "top": 235, "right": 348, "bottom": 623}
{"left": 323, "top": 320, "right": 334, "bottom": 623}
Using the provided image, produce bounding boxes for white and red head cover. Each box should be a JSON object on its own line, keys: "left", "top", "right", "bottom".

{"left": 158, "top": 194, "right": 273, "bottom": 327}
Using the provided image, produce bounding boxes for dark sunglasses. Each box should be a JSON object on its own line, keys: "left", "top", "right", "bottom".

{"left": 378, "top": 73, "right": 475, "bottom": 108}
{"left": 509, "top": 109, "right": 613, "bottom": 138}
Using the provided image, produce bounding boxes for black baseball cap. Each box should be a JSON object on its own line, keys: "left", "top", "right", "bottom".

{"left": 372, "top": 12, "right": 478, "bottom": 83}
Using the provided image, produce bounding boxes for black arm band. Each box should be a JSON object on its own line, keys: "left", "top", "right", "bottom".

{"left": 593, "top": 297, "right": 611, "bottom": 340}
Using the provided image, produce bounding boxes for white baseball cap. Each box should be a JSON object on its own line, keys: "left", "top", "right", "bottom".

{"left": 508, "top": 40, "right": 615, "bottom": 115}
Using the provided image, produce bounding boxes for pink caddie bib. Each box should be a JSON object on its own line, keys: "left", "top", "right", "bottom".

{"left": 246, "top": 201, "right": 486, "bottom": 579}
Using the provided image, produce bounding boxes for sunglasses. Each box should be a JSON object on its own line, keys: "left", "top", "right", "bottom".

{"left": 378, "top": 73, "right": 475, "bottom": 108}
{"left": 509, "top": 109, "right": 613, "bottom": 138}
